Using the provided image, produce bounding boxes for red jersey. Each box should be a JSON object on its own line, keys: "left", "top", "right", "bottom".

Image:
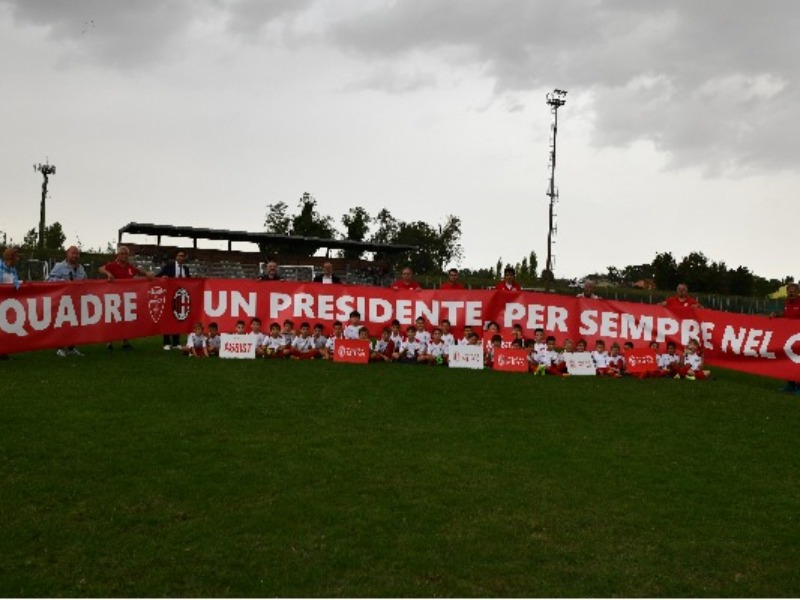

{"left": 440, "top": 281, "right": 465, "bottom": 290}
{"left": 391, "top": 279, "right": 421, "bottom": 291}
{"left": 103, "top": 260, "right": 140, "bottom": 279}
{"left": 782, "top": 297, "right": 800, "bottom": 319}
{"left": 664, "top": 295, "right": 698, "bottom": 311}
{"left": 495, "top": 281, "right": 521, "bottom": 292}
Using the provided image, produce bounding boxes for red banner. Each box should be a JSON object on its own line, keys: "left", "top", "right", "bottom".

{"left": 493, "top": 348, "right": 529, "bottom": 372}
{"left": 624, "top": 348, "right": 658, "bottom": 374}
{"left": 2, "top": 279, "right": 799, "bottom": 380}
{"left": 333, "top": 339, "right": 370, "bottom": 364}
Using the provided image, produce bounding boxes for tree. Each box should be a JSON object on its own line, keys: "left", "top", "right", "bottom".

{"left": 261, "top": 193, "right": 337, "bottom": 256}
{"left": 370, "top": 208, "right": 399, "bottom": 262}
{"left": 290, "top": 193, "right": 337, "bottom": 255}
{"left": 677, "top": 251, "right": 710, "bottom": 292}
{"left": 729, "top": 266, "right": 755, "bottom": 297}
{"left": 434, "top": 215, "right": 463, "bottom": 270}
{"left": 341, "top": 207, "right": 371, "bottom": 260}
{"left": 21, "top": 228, "right": 38, "bottom": 251}
{"left": 652, "top": 252, "right": 678, "bottom": 290}
{"left": 264, "top": 202, "right": 291, "bottom": 234}
{"left": 291, "top": 193, "right": 336, "bottom": 239}
{"left": 529, "top": 251, "right": 538, "bottom": 280}
{"left": 496, "top": 259, "right": 502, "bottom": 280}
{"left": 44, "top": 222, "right": 66, "bottom": 251}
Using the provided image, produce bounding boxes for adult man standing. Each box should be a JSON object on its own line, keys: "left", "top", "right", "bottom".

{"left": 495, "top": 267, "right": 522, "bottom": 292}
{"left": 660, "top": 283, "right": 702, "bottom": 311}
{"left": 1, "top": 247, "right": 21, "bottom": 290}
{"left": 98, "top": 246, "right": 154, "bottom": 350}
{"left": 771, "top": 282, "right": 800, "bottom": 394}
{"left": 313, "top": 262, "right": 341, "bottom": 284}
{"left": 391, "top": 266, "right": 421, "bottom": 290}
{"left": 259, "top": 261, "right": 281, "bottom": 281}
{"left": 48, "top": 246, "right": 87, "bottom": 356}
{"left": 157, "top": 250, "right": 191, "bottom": 350}
{"left": 0, "top": 247, "right": 20, "bottom": 360}
{"left": 440, "top": 268, "right": 465, "bottom": 290}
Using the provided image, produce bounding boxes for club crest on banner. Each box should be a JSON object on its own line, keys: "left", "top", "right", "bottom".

{"left": 147, "top": 285, "right": 167, "bottom": 324}
{"left": 172, "top": 287, "right": 191, "bottom": 322}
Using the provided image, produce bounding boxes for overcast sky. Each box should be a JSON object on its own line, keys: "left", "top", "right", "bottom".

{"left": 1, "top": 0, "right": 798, "bottom": 281}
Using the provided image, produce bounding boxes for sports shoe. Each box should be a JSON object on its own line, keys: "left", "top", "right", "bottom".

{"left": 780, "top": 383, "right": 797, "bottom": 393}
{"left": 106, "top": 343, "right": 113, "bottom": 351}
{"left": 163, "top": 345, "right": 172, "bottom": 351}
{"left": 56, "top": 348, "right": 68, "bottom": 357}
{"left": 674, "top": 373, "right": 681, "bottom": 379}
{"left": 67, "top": 348, "right": 84, "bottom": 356}
{"left": 121, "top": 343, "right": 133, "bottom": 351}
{"left": 686, "top": 373, "right": 696, "bottom": 381}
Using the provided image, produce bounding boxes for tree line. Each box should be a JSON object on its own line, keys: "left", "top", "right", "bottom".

{"left": 262, "top": 192, "right": 463, "bottom": 275}
{"left": 600, "top": 251, "right": 791, "bottom": 297}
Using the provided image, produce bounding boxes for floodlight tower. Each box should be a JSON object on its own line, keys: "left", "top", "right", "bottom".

{"left": 544, "top": 89, "right": 566, "bottom": 289}
{"left": 33, "top": 160, "right": 56, "bottom": 250}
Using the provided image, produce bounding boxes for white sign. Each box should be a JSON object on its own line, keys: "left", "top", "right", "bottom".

{"left": 219, "top": 333, "right": 257, "bottom": 359}
{"left": 563, "top": 351, "right": 596, "bottom": 376}
{"left": 449, "top": 344, "right": 484, "bottom": 370}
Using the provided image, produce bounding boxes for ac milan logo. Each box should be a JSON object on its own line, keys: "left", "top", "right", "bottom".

{"left": 147, "top": 286, "right": 167, "bottom": 324}
{"left": 172, "top": 287, "right": 191, "bottom": 322}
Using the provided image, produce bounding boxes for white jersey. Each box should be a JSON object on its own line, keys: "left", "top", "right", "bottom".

{"left": 325, "top": 335, "right": 343, "bottom": 352}
{"left": 185, "top": 332, "right": 207, "bottom": 350}
{"left": 426, "top": 340, "right": 447, "bottom": 358}
{"left": 292, "top": 335, "right": 315, "bottom": 353}
{"left": 441, "top": 332, "right": 455, "bottom": 347}
{"left": 206, "top": 335, "right": 221, "bottom": 352}
{"left": 282, "top": 330, "right": 295, "bottom": 345}
{"left": 591, "top": 350, "right": 609, "bottom": 368}
{"left": 533, "top": 342, "right": 547, "bottom": 355}
{"left": 390, "top": 332, "right": 405, "bottom": 348}
{"left": 607, "top": 354, "right": 625, "bottom": 370}
{"left": 344, "top": 324, "right": 361, "bottom": 340}
{"left": 251, "top": 331, "right": 266, "bottom": 347}
{"left": 311, "top": 334, "right": 328, "bottom": 350}
{"left": 373, "top": 339, "right": 393, "bottom": 354}
{"left": 415, "top": 330, "right": 431, "bottom": 346}
{"left": 659, "top": 353, "right": 681, "bottom": 369}
{"left": 399, "top": 339, "right": 425, "bottom": 359}
{"left": 537, "top": 349, "right": 560, "bottom": 367}
{"left": 263, "top": 335, "right": 285, "bottom": 351}
{"left": 684, "top": 352, "right": 703, "bottom": 371}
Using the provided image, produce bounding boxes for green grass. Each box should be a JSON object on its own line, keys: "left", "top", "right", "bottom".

{"left": 2, "top": 338, "right": 800, "bottom": 597}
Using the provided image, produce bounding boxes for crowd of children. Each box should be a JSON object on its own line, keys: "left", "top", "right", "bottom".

{"left": 178, "top": 311, "right": 711, "bottom": 379}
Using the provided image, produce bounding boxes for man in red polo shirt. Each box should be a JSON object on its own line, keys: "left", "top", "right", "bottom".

{"left": 391, "top": 267, "right": 421, "bottom": 291}
{"left": 660, "top": 283, "right": 702, "bottom": 313}
{"left": 771, "top": 282, "right": 800, "bottom": 394}
{"left": 495, "top": 267, "right": 521, "bottom": 292}
{"left": 440, "top": 268, "right": 465, "bottom": 290}
{"left": 99, "top": 246, "right": 154, "bottom": 350}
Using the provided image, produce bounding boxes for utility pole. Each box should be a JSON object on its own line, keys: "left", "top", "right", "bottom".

{"left": 33, "top": 160, "right": 56, "bottom": 251}
{"left": 544, "top": 89, "right": 566, "bottom": 290}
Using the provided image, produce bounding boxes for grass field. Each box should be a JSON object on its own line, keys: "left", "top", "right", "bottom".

{"left": 2, "top": 338, "right": 800, "bottom": 597}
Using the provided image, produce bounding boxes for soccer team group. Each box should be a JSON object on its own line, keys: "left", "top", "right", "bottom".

{"left": 180, "top": 311, "right": 712, "bottom": 380}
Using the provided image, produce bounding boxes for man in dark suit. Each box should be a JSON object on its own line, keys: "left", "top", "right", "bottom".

{"left": 313, "top": 261, "right": 341, "bottom": 284}
{"left": 157, "top": 250, "right": 191, "bottom": 349}
{"left": 258, "top": 260, "right": 282, "bottom": 281}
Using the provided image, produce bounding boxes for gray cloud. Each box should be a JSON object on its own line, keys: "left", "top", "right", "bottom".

{"left": 328, "top": 0, "right": 800, "bottom": 174}
{"left": 5, "top": 0, "right": 798, "bottom": 173}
